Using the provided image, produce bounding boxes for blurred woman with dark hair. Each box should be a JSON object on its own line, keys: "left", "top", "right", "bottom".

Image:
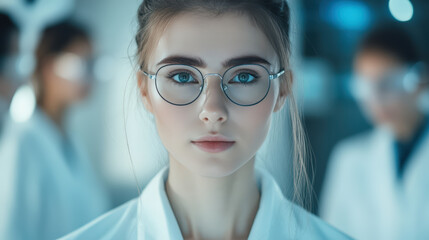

{"left": 0, "top": 20, "right": 110, "bottom": 240}
{"left": 320, "top": 23, "right": 429, "bottom": 240}
{"left": 0, "top": 11, "right": 20, "bottom": 134}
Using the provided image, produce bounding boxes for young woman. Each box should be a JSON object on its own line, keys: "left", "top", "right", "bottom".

{"left": 61, "top": 0, "right": 350, "bottom": 239}
{"left": 0, "top": 21, "right": 110, "bottom": 240}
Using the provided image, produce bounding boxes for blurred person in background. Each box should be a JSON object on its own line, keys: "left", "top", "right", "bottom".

{"left": 0, "top": 20, "right": 110, "bottom": 240}
{"left": 320, "top": 23, "right": 429, "bottom": 240}
{"left": 0, "top": 12, "right": 21, "bottom": 134}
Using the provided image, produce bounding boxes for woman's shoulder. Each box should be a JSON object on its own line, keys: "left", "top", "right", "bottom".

{"left": 59, "top": 198, "right": 139, "bottom": 240}
{"left": 1, "top": 109, "right": 57, "bottom": 149}
{"left": 59, "top": 167, "right": 170, "bottom": 239}
{"left": 332, "top": 129, "right": 375, "bottom": 156}
{"left": 252, "top": 167, "right": 351, "bottom": 239}
{"left": 274, "top": 199, "right": 352, "bottom": 239}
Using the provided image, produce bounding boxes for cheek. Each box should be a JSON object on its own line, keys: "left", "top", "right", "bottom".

{"left": 149, "top": 82, "right": 195, "bottom": 148}
{"left": 233, "top": 87, "right": 277, "bottom": 142}
{"left": 63, "top": 81, "right": 87, "bottom": 100}
{"left": 154, "top": 104, "right": 192, "bottom": 139}
{"left": 388, "top": 96, "right": 419, "bottom": 117}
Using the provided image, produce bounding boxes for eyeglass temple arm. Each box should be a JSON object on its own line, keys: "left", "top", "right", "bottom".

{"left": 140, "top": 68, "right": 156, "bottom": 80}
{"left": 269, "top": 69, "right": 286, "bottom": 80}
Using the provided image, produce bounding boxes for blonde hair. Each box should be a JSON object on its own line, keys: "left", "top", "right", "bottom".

{"left": 134, "top": 0, "right": 313, "bottom": 211}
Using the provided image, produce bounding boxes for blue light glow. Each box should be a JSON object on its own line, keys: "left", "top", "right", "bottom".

{"left": 322, "top": 0, "right": 371, "bottom": 31}
{"left": 389, "top": 0, "right": 414, "bottom": 22}
{"left": 10, "top": 84, "right": 36, "bottom": 123}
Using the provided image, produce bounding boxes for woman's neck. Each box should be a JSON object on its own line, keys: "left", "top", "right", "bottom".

{"left": 39, "top": 96, "right": 66, "bottom": 132}
{"left": 166, "top": 157, "right": 260, "bottom": 240}
{"left": 394, "top": 112, "right": 426, "bottom": 143}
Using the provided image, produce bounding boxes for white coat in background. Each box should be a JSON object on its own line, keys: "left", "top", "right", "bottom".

{"left": 320, "top": 123, "right": 429, "bottom": 240}
{"left": 0, "top": 108, "right": 110, "bottom": 240}
{"left": 60, "top": 166, "right": 351, "bottom": 240}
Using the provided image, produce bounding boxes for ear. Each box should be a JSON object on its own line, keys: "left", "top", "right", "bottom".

{"left": 273, "top": 70, "right": 293, "bottom": 112}
{"left": 137, "top": 71, "right": 154, "bottom": 114}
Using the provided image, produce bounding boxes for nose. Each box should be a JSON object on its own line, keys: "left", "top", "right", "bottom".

{"left": 199, "top": 74, "right": 228, "bottom": 124}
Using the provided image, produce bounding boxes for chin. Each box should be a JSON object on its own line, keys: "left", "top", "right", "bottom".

{"left": 188, "top": 157, "right": 245, "bottom": 178}
{"left": 374, "top": 117, "right": 395, "bottom": 127}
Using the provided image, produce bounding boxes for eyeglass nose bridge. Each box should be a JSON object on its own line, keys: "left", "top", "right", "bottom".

{"left": 200, "top": 73, "right": 228, "bottom": 91}
{"left": 202, "top": 73, "right": 223, "bottom": 80}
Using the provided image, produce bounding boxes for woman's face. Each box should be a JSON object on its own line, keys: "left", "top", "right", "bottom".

{"left": 43, "top": 39, "right": 92, "bottom": 105}
{"left": 140, "top": 12, "right": 287, "bottom": 177}
{"left": 353, "top": 50, "right": 420, "bottom": 129}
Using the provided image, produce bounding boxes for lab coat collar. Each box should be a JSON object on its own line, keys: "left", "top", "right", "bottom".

{"left": 30, "top": 107, "right": 64, "bottom": 148}
{"left": 248, "top": 167, "right": 281, "bottom": 239}
{"left": 137, "top": 167, "right": 182, "bottom": 240}
{"left": 136, "top": 166, "right": 283, "bottom": 240}
{"left": 373, "top": 117, "right": 429, "bottom": 184}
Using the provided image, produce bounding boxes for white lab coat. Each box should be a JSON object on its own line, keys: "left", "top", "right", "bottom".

{"left": 60, "top": 166, "right": 350, "bottom": 240}
{"left": 320, "top": 124, "right": 429, "bottom": 240}
{"left": 0, "top": 108, "right": 110, "bottom": 240}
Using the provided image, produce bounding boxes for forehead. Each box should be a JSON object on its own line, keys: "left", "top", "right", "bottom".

{"left": 63, "top": 38, "right": 92, "bottom": 58}
{"left": 354, "top": 50, "right": 404, "bottom": 80}
{"left": 149, "top": 12, "right": 278, "bottom": 71}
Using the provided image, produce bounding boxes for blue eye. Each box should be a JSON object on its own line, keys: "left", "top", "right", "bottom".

{"left": 231, "top": 72, "right": 256, "bottom": 84}
{"left": 171, "top": 72, "right": 196, "bottom": 83}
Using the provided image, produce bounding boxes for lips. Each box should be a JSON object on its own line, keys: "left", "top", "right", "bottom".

{"left": 191, "top": 135, "right": 235, "bottom": 153}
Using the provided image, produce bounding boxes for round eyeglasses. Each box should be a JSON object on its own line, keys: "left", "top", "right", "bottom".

{"left": 141, "top": 64, "right": 285, "bottom": 106}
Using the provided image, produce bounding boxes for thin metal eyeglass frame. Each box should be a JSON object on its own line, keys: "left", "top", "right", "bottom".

{"left": 140, "top": 63, "right": 285, "bottom": 106}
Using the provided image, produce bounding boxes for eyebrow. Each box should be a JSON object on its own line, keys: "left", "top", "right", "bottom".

{"left": 156, "top": 55, "right": 272, "bottom": 68}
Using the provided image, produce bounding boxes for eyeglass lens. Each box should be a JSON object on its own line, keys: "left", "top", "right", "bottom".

{"left": 155, "top": 64, "right": 271, "bottom": 106}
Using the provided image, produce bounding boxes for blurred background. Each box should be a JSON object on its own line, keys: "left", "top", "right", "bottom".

{"left": 1, "top": 0, "right": 428, "bottom": 215}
